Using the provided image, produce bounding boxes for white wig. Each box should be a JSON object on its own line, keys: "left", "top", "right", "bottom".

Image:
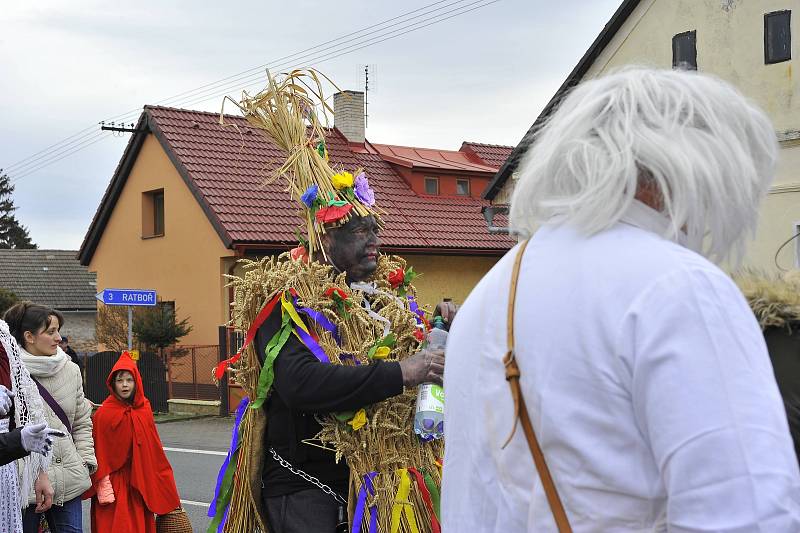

{"left": 509, "top": 67, "right": 778, "bottom": 263}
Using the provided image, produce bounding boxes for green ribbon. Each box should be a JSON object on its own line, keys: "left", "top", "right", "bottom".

{"left": 251, "top": 311, "right": 292, "bottom": 410}
{"left": 423, "top": 470, "right": 441, "bottom": 522}
{"left": 207, "top": 444, "right": 240, "bottom": 532}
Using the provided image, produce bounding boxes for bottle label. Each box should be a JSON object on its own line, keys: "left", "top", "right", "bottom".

{"left": 417, "top": 384, "right": 444, "bottom": 414}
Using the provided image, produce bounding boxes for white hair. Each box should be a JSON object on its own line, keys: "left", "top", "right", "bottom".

{"left": 509, "top": 67, "right": 778, "bottom": 263}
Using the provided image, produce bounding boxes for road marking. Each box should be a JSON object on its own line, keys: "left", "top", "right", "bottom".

{"left": 181, "top": 499, "right": 210, "bottom": 508}
{"left": 163, "top": 446, "right": 227, "bottom": 456}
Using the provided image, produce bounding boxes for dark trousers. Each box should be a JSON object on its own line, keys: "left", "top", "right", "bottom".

{"left": 264, "top": 488, "right": 343, "bottom": 533}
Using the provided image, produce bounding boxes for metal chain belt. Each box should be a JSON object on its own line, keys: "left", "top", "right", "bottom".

{"left": 269, "top": 447, "right": 347, "bottom": 505}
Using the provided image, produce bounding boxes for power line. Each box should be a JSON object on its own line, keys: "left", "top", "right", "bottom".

{"left": 11, "top": 134, "right": 114, "bottom": 182}
{"left": 4, "top": 0, "right": 473, "bottom": 174}
{"left": 6, "top": 0, "right": 501, "bottom": 182}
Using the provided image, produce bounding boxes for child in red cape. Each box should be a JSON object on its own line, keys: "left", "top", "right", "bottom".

{"left": 84, "top": 352, "right": 181, "bottom": 532}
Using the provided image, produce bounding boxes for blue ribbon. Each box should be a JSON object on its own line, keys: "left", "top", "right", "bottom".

{"left": 292, "top": 294, "right": 342, "bottom": 345}
{"left": 352, "top": 471, "right": 379, "bottom": 533}
{"left": 294, "top": 325, "right": 331, "bottom": 363}
{"left": 208, "top": 397, "right": 249, "bottom": 529}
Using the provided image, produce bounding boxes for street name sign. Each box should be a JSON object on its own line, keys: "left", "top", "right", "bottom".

{"left": 95, "top": 288, "right": 157, "bottom": 306}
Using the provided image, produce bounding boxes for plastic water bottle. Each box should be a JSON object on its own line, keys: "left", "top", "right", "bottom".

{"left": 414, "top": 317, "right": 447, "bottom": 440}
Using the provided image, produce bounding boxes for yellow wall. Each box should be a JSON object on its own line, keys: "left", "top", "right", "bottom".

{"left": 401, "top": 254, "right": 500, "bottom": 311}
{"left": 498, "top": 0, "right": 800, "bottom": 272}
{"left": 88, "top": 134, "right": 234, "bottom": 346}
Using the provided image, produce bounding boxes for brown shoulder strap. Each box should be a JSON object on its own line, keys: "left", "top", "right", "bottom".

{"left": 502, "top": 239, "right": 573, "bottom": 533}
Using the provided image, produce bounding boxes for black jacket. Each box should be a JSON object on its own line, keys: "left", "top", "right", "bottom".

{"left": 0, "top": 427, "right": 28, "bottom": 467}
{"left": 255, "top": 303, "right": 403, "bottom": 498}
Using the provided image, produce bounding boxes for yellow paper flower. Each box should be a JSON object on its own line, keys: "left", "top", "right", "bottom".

{"left": 331, "top": 171, "right": 354, "bottom": 190}
{"left": 373, "top": 346, "right": 391, "bottom": 359}
{"left": 348, "top": 408, "right": 367, "bottom": 431}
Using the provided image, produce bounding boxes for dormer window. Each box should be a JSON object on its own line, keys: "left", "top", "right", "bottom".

{"left": 456, "top": 179, "right": 470, "bottom": 196}
{"left": 425, "top": 177, "right": 439, "bottom": 195}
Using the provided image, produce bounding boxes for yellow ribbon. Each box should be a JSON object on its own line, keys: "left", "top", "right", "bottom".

{"left": 281, "top": 292, "right": 310, "bottom": 343}
{"left": 391, "top": 469, "right": 420, "bottom": 533}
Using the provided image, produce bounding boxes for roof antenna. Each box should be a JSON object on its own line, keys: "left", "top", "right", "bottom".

{"left": 364, "top": 65, "right": 369, "bottom": 129}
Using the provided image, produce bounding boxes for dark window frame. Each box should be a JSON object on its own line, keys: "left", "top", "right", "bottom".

{"left": 672, "top": 30, "right": 698, "bottom": 70}
{"left": 765, "top": 10, "right": 792, "bottom": 64}
{"left": 153, "top": 190, "right": 165, "bottom": 236}
{"left": 456, "top": 179, "right": 470, "bottom": 196}
{"left": 424, "top": 177, "right": 439, "bottom": 195}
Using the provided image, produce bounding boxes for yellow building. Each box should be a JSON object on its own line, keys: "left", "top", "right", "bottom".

{"left": 79, "top": 96, "right": 513, "bottom": 346}
{"left": 485, "top": 0, "right": 800, "bottom": 271}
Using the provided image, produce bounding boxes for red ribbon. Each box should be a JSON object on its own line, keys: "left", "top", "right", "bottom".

{"left": 407, "top": 467, "right": 441, "bottom": 533}
{"left": 214, "top": 292, "right": 282, "bottom": 380}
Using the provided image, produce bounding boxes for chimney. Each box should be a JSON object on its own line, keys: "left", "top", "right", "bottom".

{"left": 333, "top": 90, "right": 365, "bottom": 143}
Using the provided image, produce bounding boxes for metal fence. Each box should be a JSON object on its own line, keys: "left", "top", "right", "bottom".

{"left": 164, "top": 345, "right": 221, "bottom": 401}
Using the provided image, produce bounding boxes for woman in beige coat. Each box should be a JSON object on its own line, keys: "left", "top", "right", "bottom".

{"left": 5, "top": 302, "right": 96, "bottom": 533}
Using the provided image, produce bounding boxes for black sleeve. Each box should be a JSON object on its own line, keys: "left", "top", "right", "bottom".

{"left": 0, "top": 428, "right": 28, "bottom": 466}
{"left": 254, "top": 304, "right": 404, "bottom": 414}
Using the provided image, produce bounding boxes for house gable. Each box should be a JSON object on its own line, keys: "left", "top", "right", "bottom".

{"left": 485, "top": 0, "right": 800, "bottom": 202}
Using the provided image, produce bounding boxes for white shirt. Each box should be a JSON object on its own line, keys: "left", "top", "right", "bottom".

{"left": 442, "top": 203, "right": 800, "bottom": 532}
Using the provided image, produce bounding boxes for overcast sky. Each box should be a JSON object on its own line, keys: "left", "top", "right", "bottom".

{"left": 0, "top": 0, "right": 620, "bottom": 249}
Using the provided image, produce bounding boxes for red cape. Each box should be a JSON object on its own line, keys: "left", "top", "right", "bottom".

{"left": 84, "top": 352, "right": 180, "bottom": 518}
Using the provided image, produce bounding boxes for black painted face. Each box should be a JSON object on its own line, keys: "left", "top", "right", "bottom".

{"left": 323, "top": 215, "right": 381, "bottom": 283}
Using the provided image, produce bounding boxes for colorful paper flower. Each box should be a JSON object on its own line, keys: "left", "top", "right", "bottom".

{"left": 315, "top": 203, "right": 353, "bottom": 224}
{"left": 289, "top": 245, "right": 309, "bottom": 263}
{"left": 372, "top": 346, "right": 391, "bottom": 359}
{"left": 388, "top": 267, "right": 405, "bottom": 289}
{"left": 331, "top": 171, "right": 354, "bottom": 190}
{"left": 324, "top": 287, "right": 348, "bottom": 300}
{"left": 348, "top": 408, "right": 367, "bottom": 431}
{"left": 354, "top": 172, "right": 375, "bottom": 207}
{"left": 413, "top": 329, "right": 425, "bottom": 342}
{"left": 301, "top": 184, "right": 319, "bottom": 208}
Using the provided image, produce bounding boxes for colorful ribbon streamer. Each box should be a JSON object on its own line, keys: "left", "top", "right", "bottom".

{"left": 407, "top": 296, "right": 431, "bottom": 331}
{"left": 281, "top": 293, "right": 331, "bottom": 363}
{"left": 291, "top": 293, "right": 342, "bottom": 345}
{"left": 352, "top": 472, "right": 379, "bottom": 533}
{"left": 410, "top": 468, "right": 441, "bottom": 532}
{"left": 214, "top": 293, "right": 282, "bottom": 380}
{"left": 207, "top": 397, "right": 249, "bottom": 533}
{"left": 391, "top": 469, "right": 420, "bottom": 533}
{"left": 251, "top": 311, "right": 293, "bottom": 409}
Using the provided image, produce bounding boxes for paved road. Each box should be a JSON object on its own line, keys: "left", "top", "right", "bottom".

{"left": 81, "top": 416, "right": 234, "bottom": 532}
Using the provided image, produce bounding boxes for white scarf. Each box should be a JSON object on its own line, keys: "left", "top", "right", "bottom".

{"left": 0, "top": 320, "right": 50, "bottom": 511}
{"left": 19, "top": 347, "right": 69, "bottom": 378}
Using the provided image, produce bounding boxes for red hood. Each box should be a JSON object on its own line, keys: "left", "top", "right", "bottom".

{"left": 106, "top": 352, "right": 145, "bottom": 408}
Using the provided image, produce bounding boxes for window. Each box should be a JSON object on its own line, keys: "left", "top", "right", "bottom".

{"left": 765, "top": 11, "right": 791, "bottom": 64}
{"left": 672, "top": 30, "right": 697, "bottom": 70}
{"left": 142, "top": 189, "right": 165, "bottom": 238}
{"left": 424, "top": 177, "right": 439, "bottom": 195}
{"left": 456, "top": 179, "right": 470, "bottom": 196}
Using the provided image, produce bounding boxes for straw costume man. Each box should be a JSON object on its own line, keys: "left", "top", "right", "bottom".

{"left": 209, "top": 70, "right": 446, "bottom": 533}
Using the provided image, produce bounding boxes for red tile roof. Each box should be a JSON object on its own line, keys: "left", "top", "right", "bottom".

{"left": 460, "top": 142, "right": 514, "bottom": 169}
{"left": 79, "top": 106, "right": 514, "bottom": 264}
{"left": 370, "top": 143, "right": 499, "bottom": 173}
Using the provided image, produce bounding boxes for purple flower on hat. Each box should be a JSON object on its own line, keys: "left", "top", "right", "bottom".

{"left": 301, "top": 184, "right": 319, "bottom": 208}
{"left": 354, "top": 172, "right": 375, "bottom": 207}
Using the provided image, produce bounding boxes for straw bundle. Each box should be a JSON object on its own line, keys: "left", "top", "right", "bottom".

{"left": 222, "top": 69, "right": 376, "bottom": 258}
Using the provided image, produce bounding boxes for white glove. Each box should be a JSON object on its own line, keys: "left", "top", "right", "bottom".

{"left": 0, "top": 385, "right": 14, "bottom": 417}
{"left": 20, "top": 423, "right": 64, "bottom": 456}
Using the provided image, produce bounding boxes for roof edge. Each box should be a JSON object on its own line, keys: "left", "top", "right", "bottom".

{"left": 482, "top": 0, "right": 642, "bottom": 201}
{"left": 146, "top": 114, "right": 234, "bottom": 249}
{"left": 78, "top": 112, "right": 149, "bottom": 265}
